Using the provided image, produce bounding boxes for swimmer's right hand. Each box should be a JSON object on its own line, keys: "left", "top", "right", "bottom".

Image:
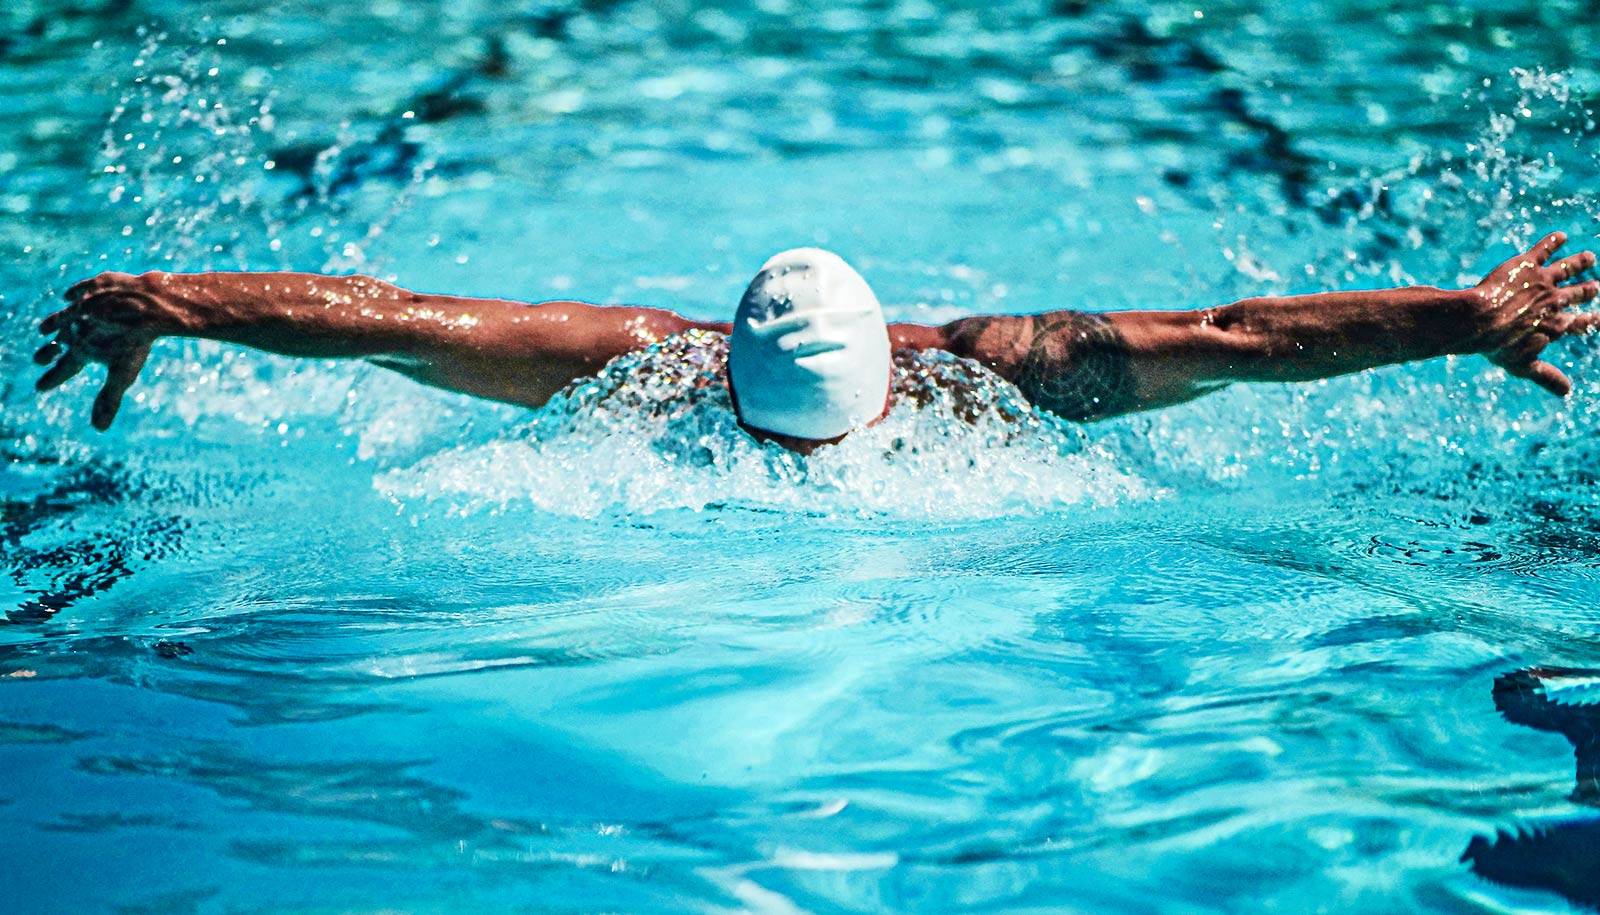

{"left": 34, "top": 271, "right": 188, "bottom": 431}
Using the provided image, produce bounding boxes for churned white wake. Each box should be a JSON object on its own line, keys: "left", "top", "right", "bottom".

{"left": 374, "top": 332, "right": 1155, "bottom": 519}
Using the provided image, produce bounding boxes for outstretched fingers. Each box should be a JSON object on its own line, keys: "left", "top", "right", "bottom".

{"left": 64, "top": 277, "right": 98, "bottom": 302}
{"left": 1549, "top": 250, "right": 1597, "bottom": 282}
{"left": 38, "top": 306, "right": 73, "bottom": 336}
{"left": 1560, "top": 280, "right": 1600, "bottom": 307}
{"left": 35, "top": 351, "right": 86, "bottom": 392}
{"left": 1567, "top": 312, "right": 1600, "bottom": 335}
{"left": 91, "top": 343, "right": 150, "bottom": 431}
{"left": 44, "top": 281, "right": 120, "bottom": 335}
{"left": 33, "top": 341, "right": 62, "bottom": 365}
{"left": 1515, "top": 359, "right": 1573, "bottom": 397}
{"left": 1530, "top": 231, "right": 1569, "bottom": 265}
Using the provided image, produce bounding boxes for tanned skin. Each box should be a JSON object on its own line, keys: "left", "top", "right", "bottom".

{"left": 34, "top": 232, "right": 1600, "bottom": 437}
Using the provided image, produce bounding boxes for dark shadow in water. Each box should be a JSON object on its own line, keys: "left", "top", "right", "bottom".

{"left": 69, "top": 736, "right": 740, "bottom": 900}
{"left": 0, "top": 458, "right": 186, "bottom": 625}
{"left": 1051, "top": 11, "right": 1320, "bottom": 210}
{"left": 1463, "top": 668, "right": 1600, "bottom": 910}
{"left": 268, "top": 66, "right": 486, "bottom": 202}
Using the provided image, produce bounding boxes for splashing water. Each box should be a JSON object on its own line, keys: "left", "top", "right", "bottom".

{"left": 1203, "top": 66, "right": 1599, "bottom": 296}
{"left": 92, "top": 25, "right": 436, "bottom": 278}
{"left": 14, "top": 7, "right": 1600, "bottom": 914}
{"left": 375, "top": 332, "right": 1154, "bottom": 519}
{"left": 25, "top": 41, "right": 1600, "bottom": 523}
{"left": 1120, "top": 65, "right": 1600, "bottom": 502}
{"left": 6, "top": 35, "right": 1600, "bottom": 521}
{"left": 15, "top": 27, "right": 455, "bottom": 457}
{"left": 96, "top": 27, "right": 282, "bottom": 272}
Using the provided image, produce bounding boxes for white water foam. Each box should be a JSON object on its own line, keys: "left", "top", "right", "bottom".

{"left": 375, "top": 333, "right": 1155, "bottom": 520}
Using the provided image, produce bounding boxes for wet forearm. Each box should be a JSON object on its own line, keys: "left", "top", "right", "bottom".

{"left": 132, "top": 271, "right": 711, "bottom": 408}
{"left": 140, "top": 271, "right": 509, "bottom": 358}
{"left": 1105, "top": 286, "right": 1480, "bottom": 403}
{"left": 1172, "top": 286, "right": 1477, "bottom": 381}
{"left": 938, "top": 286, "right": 1485, "bottom": 420}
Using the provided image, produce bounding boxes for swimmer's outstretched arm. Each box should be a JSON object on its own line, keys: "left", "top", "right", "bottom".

{"left": 904, "top": 232, "right": 1600, "bottom": 421}
{"left": 33, "top": 271, "right": 728, "bottom": 429}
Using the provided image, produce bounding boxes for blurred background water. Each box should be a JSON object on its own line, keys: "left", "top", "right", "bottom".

{"left": 4, "top": 1, "right": 1600, "bottom": 912}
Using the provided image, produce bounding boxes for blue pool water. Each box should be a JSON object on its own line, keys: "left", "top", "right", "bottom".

{"left": 4, "top": 1, "right": 1600, "bottom": 911}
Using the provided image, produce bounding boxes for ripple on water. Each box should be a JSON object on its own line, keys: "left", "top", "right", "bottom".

{"left": 7, "top": 10, "right": 1600, "bottom": 914}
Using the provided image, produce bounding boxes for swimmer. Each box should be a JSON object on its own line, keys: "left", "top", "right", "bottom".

{"left": 32, "top": 232, "right": 1600, "bottom": 451}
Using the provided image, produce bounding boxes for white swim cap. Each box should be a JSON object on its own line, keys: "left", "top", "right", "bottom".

{"left": 729, "top": 248, "right": 892, "bottom": 440}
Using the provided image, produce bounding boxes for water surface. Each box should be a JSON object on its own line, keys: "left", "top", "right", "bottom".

{"left": 4, "top": 1, "right": 1600, "bottom": 911}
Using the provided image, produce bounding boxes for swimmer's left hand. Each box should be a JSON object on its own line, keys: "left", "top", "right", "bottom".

{"left": 1470, "top": 232, "right": 1600, "bottom": 397}
{"left": 34, "top": 272, "right": 179, "bottom": 431}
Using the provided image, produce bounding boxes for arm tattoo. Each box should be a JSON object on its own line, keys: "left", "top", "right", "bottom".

{"left": 1017, "top": 312, "right": 1139, "bottom": 421}
{"left": 947, "top": 312, "right": 1139, "bottom": 421}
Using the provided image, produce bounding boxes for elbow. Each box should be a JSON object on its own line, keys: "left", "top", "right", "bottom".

{"left": 1200, "top": 303, "right": 1274, "bottom": 363}
{"left": 1203, "top": 301, "right": 1257, "bottom": 339}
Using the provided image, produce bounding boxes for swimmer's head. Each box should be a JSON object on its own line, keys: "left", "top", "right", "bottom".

{"left": 728, "top": 248, "right": 892, "bottom": 445}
